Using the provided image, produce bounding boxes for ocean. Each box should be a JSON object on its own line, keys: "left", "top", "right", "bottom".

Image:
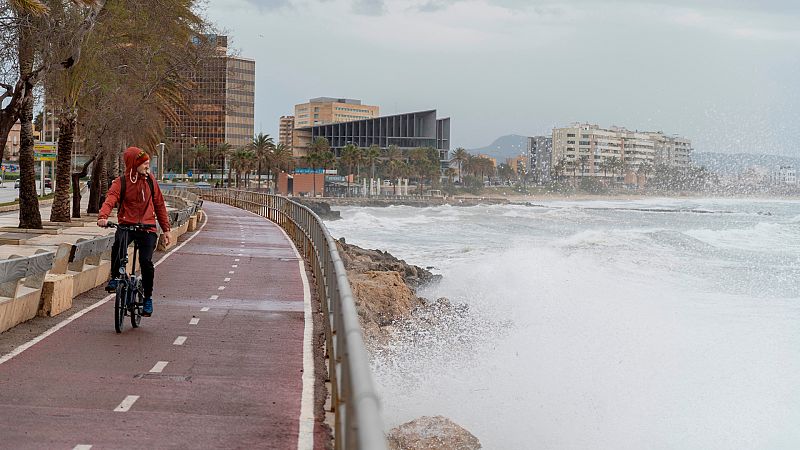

{"left": 325, "top": 198, "right": 800, "bottom": 449}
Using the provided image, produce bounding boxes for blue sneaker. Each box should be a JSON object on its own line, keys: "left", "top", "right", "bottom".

{"left": 143, "top": 298, "right": 153, "bottom": 317}
{"left": 105, "top": 279, "right": 118, "bottom": 292}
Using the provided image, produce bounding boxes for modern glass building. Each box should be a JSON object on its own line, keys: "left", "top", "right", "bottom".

{"left": 293, "top": 110, "right": 450, "bottom": 161}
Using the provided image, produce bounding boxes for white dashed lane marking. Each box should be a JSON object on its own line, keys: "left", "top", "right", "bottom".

{"left": 209, "top": 295, "right": 219, "bottom": 300}
{"left": 224, "top": 277, "right": 231, "bottom": 282}
{"left": 232, "top": 265, "right": 238, "bottom": 268}
{"left": 201, "top": 307, "right": 210, "bottom": 312}
{"left": 229, "top": 271, "right": 235, "bottom": 274}
{"left": 149, "top": 361, "right": 169, "bottom": 373}
{"left": 190, "top": 318, "right": 200, "bottom": 325}
{"left": 218, "top": 286, "right": 225, "bottom": 291}
{"left": 73, "top": 445, "right": 92, "bottom": 450}
{"left": 234, "top": 259, "right": 240, "bottom": 262}
{"left": 173, "top": 336, "right": 187, "bottom": 346}
{"left": 114, "top": 395, "right": 139, "bottom": 412}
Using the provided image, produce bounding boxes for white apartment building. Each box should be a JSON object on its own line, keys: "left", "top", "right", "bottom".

{"left": 770, "top": 165, "right": 797, "bottom": 185}
{"left": 552, "top": 123, "right": 692, "bottom": 179}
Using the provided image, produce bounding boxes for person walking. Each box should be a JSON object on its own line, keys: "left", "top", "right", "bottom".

{"left": 97, "top": 147, "right": 172, "bottom": 316}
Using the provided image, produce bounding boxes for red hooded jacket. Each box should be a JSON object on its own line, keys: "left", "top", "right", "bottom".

{"left": 99, "top": 147, "right": 171, "bottom": 232}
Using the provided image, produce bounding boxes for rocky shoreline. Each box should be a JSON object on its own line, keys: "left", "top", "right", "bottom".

{"left": 336, "top": 238, "right": 482, "bottom": 449}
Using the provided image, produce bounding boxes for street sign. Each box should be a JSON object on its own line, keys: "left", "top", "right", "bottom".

{"left": 34, "top": 142, "right": 57, "bottom": 161}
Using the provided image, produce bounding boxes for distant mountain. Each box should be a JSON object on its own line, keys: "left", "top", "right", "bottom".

{"left": 693, "top": 152, "right": 800, "bottom": 176}
{"left": 467, "top": 135, "right": 528, "bottom": 161}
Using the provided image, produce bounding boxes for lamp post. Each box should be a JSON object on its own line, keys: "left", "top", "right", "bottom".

{"left": 158, "top": 142, "right": 165, "bottom": 181}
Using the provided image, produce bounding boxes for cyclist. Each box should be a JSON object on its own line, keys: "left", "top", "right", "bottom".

{"left": 97, "top": 147, "right": 172, "bottom": 316}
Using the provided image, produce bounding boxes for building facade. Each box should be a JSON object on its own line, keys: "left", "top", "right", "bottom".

{"left": 279, "top": 116, "right": 294, "bottom": 148}
{"left": 293, "top": 109, "right": 450, "bottom": 163}
{"left": 551, "top": 123, "right": 692, "bottom": 180}
{"left": 527, "top": 136, "right": 552, "bottom": 183}
{"left": 165, "top": 35, "right": 255, "bottom": 175}
{"left": 770, "top": 165, "right": 797, "bottom": 185}
{"left": 294, "top": 97, "right": 379, "bottom": 129}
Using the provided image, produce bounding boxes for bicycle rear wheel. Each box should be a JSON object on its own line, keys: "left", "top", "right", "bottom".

{"left": 130, "top": 278, "right": 143, "bottom": 328}
{"left": 114, "top": 283, "right": 126, "bottom": 333}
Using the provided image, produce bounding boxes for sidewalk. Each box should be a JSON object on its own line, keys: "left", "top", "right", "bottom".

{"left": 0, "top": 202, "right": 327, "bottom": 449}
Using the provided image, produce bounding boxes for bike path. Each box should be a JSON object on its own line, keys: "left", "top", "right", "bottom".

{"left": 0, "top": 202, "right": 324, "bottom": 449}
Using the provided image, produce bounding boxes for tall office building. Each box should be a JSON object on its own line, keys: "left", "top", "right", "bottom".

{"left": 279, "top": 115, "right": 294, "bottom": 148}
{"left": 165, "top": 35, "right": 255, "bottom": 174}
{"left": 527, "top": 136, "right": 552, "bottom": 183}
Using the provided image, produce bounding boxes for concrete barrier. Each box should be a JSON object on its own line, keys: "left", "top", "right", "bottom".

{"left": 0, "top": 250, "right": 56, "bottom": 333}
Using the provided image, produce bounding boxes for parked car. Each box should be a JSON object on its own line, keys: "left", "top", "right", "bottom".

{"left": 45, "top": 177, "right": 52, "bottom": 189}
{"left": 14, "top": 179, "right": 20, "bottom": 189}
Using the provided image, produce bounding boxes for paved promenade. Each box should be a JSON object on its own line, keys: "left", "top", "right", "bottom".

{"left": 0, "top": 202, "right": 324, "bottom": 449}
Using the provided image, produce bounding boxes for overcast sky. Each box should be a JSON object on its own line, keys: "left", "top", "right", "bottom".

{"left": 204, "top": 0, "right": 799, "bottom": 155}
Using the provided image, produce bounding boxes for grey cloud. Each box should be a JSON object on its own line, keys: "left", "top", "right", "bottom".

{"left": 242, "top": 0, "right": 295, "bottom": 11}
{"left": 352, "top": 0, "right": 387, "bottom": 16}
{"left": 417, "top": 0, "right": 450, "bottom": 13}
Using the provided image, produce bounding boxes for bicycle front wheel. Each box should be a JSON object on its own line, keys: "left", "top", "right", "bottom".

{"left": 115, "top": 283, "right": 126, "bottom": 333}
{"left": 130, "top": 278, "right": 143, "bottom": 328}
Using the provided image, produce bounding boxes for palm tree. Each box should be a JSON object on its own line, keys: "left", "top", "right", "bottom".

{"left": 249, "top": 132, "right": 274, "bottom": 189}
{"left": 366, "top": 144, "right": 381, "bottom": 180}
{"left": 607, "top": 157, "right": 621, "bottom": 184}
{"left": 231, "top": 148, "right": 255, "bottom": 188}
{"left": 270, "top": 143, "right": 292, "bottom": 193}
{"left": 214, "top": 142, "right": 232, "bottom": 185}
{"left": 579, "top": 155, "right": 590, "bottom": 179}
{"left": 450, "top": 147, "right": 469, "bottom": 182}
{"left": 340, "top": 144, "right": 360, "bottom": 196}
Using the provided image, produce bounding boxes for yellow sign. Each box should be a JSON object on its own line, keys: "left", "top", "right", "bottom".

{"left": 34, "top": 143, "right": 56, "bottom": 152}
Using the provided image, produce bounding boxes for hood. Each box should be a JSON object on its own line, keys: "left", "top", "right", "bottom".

{"left": 123, "top": 146, "right": 148, "bottom": 176}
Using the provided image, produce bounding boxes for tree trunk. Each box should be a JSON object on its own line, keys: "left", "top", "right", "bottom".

{"left": 87, "top": 150, "right": 104, "bottom": 213}
{"left": 50, "top": 112, "right": 76, "bottom": 222}
{"left": 17, "top": 22, "right": 42, "bottom": 229}
{"left": 71, "top": 154, "right": 94, "bottom": 218}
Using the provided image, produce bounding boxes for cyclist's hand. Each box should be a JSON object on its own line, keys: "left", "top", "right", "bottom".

{"left": 97, "top": 218, "right": 108, "bottom": 227}
{"left": 163, "top": 231, "right": 172, "bottom": 246}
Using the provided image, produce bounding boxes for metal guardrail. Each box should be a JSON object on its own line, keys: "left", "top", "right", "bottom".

{"left": 197, "top": 188, "right": 387, "bottom": 450}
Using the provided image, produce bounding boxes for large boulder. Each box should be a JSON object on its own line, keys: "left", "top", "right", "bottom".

{"left": 337, "top": 238, "right": 437, "bottom": 289}
{"left": 387, "top": 416, "right": 482, "bottom": 450}
{"left": 348, "top": 270, "right": 422, "bottom": 343}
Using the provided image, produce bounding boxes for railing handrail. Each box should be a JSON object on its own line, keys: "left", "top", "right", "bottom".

{"left": 193, "top": 188, "right": 387, "bottom": 450}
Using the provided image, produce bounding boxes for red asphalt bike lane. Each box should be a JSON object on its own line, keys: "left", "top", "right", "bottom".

{"left": 0, "top": 202, "right": 322, "bottom": 449}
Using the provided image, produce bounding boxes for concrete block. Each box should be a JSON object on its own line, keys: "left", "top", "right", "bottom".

{"left": 94, "top": 260, "right": 112, "bottom": 287}
{"left": 39, "top": 273, "right": 74, "bottom": 317}
{"left": 0, "top": 288, "right": 42, "bottom": 333}
{"left": 70, "top": 265, "right": 100, "bottom": 297}
{"left": 187, "top": 215, "right": 198, "bottom": 232}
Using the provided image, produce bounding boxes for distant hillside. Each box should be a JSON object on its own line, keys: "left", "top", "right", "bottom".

{"left": 467, "top": 135, "right": 528, "bottom": 161}
{"left": 693, "top": 152, "right": 799, "bottom": 176}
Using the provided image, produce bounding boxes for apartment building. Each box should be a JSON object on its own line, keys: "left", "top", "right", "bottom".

{"left": 279, "top": 115, "right": 294, "bottom": 147}
{"left": 294, "top": 97, "right": 379, "bottom": 128}
{"left": 770, "top": 165, "right": 797, "bottom": 185}
{"left": 552, "top": 123, "right": 692, "bottom": 180}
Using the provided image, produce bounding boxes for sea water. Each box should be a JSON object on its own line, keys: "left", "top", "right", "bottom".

{"left": 325, "top": 198, "right": 800, "bottom": 449}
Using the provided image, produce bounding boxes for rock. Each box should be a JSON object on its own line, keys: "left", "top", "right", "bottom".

{"left": 388, "top": 416, "right": 482, "bottom": 450}
{"left": 336, "top": 239, "right": 438, "bottom": 289}
{"left": 294, "top": 199, "right": 341, "bottom": 220}
{"left": 348, "top": 271, "right": 423, "bottom": 344}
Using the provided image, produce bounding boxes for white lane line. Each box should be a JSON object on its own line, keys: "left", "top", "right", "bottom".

{"left": 218, "top": 286, "right": 225, "bottom": 291}
{"left": 234, "top": 259, "right": 240, "bottom": 262}
{"left": 201, "top": 307, "right": 210, "bottom": 312}
{"left": 224, "top": 277, "right": 231, "bottom": 282}
{"left": 0, "top": 214, "right": 209, "bottom": 366}
{"left": 237, "top": 253, "right": 243, "bottom": 256}
{"left": 149, "top": 361, "right": 169, "bottom": 373}
{"left": 114, "top": 395, "right": 139, "bottom": 412}
{"left": 190, "top": 318, "right": 200, "bottom": 325}
{"left": 209, "top": 295, "right": 219, "bottom": 300}
{"left": 73, "top": 445, "right": 92, "bottom": 450}
{"left": 232, "top": 264, "right": 238, "bottom": 268}
{"left": 229, "top": 271, "right": 235, "bottom": 274}
{"left": 173, "top": 336, "right": 187, "bottom": 346}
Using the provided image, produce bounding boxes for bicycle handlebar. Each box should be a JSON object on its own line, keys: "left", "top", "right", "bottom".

{"left": 105, "top": 222, "right": 156, "bottom": 231}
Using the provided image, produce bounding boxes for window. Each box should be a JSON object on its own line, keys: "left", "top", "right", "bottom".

{"left": 581, "top": 134, "right": 589, "bottom": 138}
{"left": 567, "top": 133, "right": 576, "bottom": 137}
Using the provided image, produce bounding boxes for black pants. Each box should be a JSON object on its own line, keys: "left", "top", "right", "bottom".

{"left": 110, "top": 229, "right": 158, "bottom": 298}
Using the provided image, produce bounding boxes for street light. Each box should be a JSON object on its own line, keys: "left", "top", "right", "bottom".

{"left": 158, "top": 142, "right": 165, "bottom": 181}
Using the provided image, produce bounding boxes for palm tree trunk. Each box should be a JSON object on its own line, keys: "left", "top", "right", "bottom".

{"left": 17, "top": 22, "right": 41, "bottom": 229}
{"left": 87, "top": 150, "right": 104, "bottom": 213}
{"left": 50, "top": 111, "right": 77, "bottom": 222}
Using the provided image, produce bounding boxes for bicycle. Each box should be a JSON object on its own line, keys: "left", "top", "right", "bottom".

{"left": 105, "top": 222, "right": 155, "bottom": 333}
